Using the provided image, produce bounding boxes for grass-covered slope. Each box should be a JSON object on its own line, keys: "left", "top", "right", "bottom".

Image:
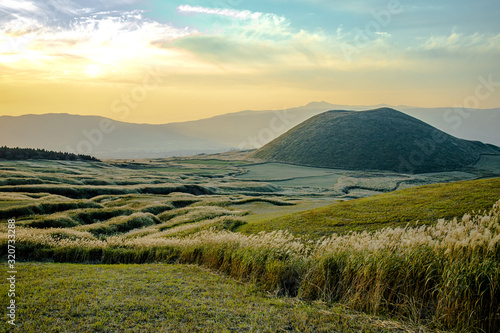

{"left": 250, "top": 108, "right": 500, "bottom": 173}
{"left": 240, "top": 177, "right": 500, "bottom": 237}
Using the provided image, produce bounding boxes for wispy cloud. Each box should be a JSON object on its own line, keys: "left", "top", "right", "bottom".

{"left": 0, "top": 0, "right": 39, "bottom": 12}
{"left": 177, "top": 5, "right": 261, "bottom": 21}
{"left": 420, "top": 32, "right": 500, "bottom": 55}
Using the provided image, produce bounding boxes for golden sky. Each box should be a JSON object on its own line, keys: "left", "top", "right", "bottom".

{"left": 1, "top": 1, "right": 499, "bottom": 124}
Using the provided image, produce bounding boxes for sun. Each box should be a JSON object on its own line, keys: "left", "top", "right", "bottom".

{"left": 84, "top": 64, "right": 101, "bottom": 77}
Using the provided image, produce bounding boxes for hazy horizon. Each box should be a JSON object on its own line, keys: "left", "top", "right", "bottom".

{"left": 1, "top": 101, "right": 500, "bottom": 126}
{"left": 1, "top": 1, "right": 500, "bottom": 124}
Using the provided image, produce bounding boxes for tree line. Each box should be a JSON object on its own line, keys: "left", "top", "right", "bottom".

{"left": 0, "top": 146, "right": 100, "bottom": 161}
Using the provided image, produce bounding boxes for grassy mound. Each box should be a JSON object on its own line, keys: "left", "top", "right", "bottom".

{"left": 250, "top": 108, "right": 500, "bottom": 173}
{"left": 22, "top": 208, "right": 135, "bottom": 229}
{"left": 75, "top": 213, "right": 161, "bottom": 236}
{"left": 0, "top": 184, "right": 214, "bottom": 199}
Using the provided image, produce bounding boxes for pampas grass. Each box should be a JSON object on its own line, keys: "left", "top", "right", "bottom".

{"left": 2, "top": 200, "right": 499, "bottom": 331}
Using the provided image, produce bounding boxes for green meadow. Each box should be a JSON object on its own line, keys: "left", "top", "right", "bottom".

{"left": 1, "top": 155, "right": 500, "bottom": 332}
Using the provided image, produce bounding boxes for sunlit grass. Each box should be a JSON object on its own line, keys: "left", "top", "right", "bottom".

{"left": 0, "top": 263, "right": 424, "bottom": 333}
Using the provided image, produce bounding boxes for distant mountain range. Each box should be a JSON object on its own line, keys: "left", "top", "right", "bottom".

{"left": 0, "top": 102, "right": 498, "bottom": 159}
{"left": 250, "top": 108, "right": 500, "bottom": 173}
{"left": 0, "top": 114, "right": 230, "bottom": 159}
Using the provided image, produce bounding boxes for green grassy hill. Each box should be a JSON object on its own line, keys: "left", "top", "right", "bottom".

{"left": 239, "top": 177, "right": 500, "bottom": 237}
{"left": 250, "top": 108, "right": 500, "bottom": 173}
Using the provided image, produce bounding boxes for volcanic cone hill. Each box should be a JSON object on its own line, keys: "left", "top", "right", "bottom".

{"left": 249, "top": 108, "right": 500, "bottom": 173}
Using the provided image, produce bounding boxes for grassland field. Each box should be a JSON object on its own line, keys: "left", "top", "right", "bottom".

{"left": 1, "top": 153, "right": 500, "bottom": 332}
{"left": 0, "top": 263, "right": 431, "bottom": 333}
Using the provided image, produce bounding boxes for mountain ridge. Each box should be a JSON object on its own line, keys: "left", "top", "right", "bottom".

{"left": 0, "top": 113, "right": 231, "bottom": 159}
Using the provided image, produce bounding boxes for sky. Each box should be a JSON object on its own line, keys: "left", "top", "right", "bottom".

{"left": 1, "top": 0, "right": 499, "bottom": 124}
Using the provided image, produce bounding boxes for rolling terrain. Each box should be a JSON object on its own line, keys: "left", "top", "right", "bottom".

{"left": 250, "top": 108, "right": 500, "bottom": 173}
{"left": 1, "top": 155, "right": 500, "bottom": 332}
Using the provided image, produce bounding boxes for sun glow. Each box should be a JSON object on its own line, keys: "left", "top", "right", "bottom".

{"left": 84, "top": 64, "right": 101, "bottom": 77}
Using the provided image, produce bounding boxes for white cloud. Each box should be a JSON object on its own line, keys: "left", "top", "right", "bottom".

{"left": 0, "top": 0, "right": 38, "bottom": 12}
{"left": 375, "top": 31, "right": 391, "bottom": 38}
{"left": 420, "top": 32, "right": 500, "bottom": 55}
{"left": 0, "top": 8, "right": 201, "bottom": 81}
{"left": 1, "top": 11, "right": 195, "bottom": 51}
{"left": 177, "top": 5, "right": 261, "bottom": 21}
{"left": 176, "top": 4, "right": 293, "bottom": 39}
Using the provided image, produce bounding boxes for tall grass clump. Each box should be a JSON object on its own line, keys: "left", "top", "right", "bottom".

{"left": 230, "top": 197, "right": 295, "bottom": 206}
{"left": 68, "top": 208, "right": 134, "bottom": 225}
{"left": 0, "top": 184, "right": 213, "bottom": 199}
{"left": 141, "top": 203, "right": 174, "bottom": 215}
{"left": 74, "top": 213, "right": 161, "bottom": 236}
{"left": 0, "top": 227, "right": 105, "bottom": 262}
{"left": 157, "top": 206, "right": 246, "bottom": 230}
{"left": 0, "top": 177, "right": 44, "bottom": 186}
{"left": 152, "top": 215, "right": 247, "bottom": 238}
{"left": 22, "top": 207, "right": 134, "bottom": 229}
{"left": 23, "top": 214, "right": 80, "bottom": 228}
{"left": 0, "top": 185, "right": 134, "bottom": 199}
{"left": 117, "top": 229, "right": 309, "bottom": 295}
{"left": 300, "top": 200, "right": 500, "bottom": 331}
{"left": 0, "top": 200, "right": 102, "bottom": 219}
